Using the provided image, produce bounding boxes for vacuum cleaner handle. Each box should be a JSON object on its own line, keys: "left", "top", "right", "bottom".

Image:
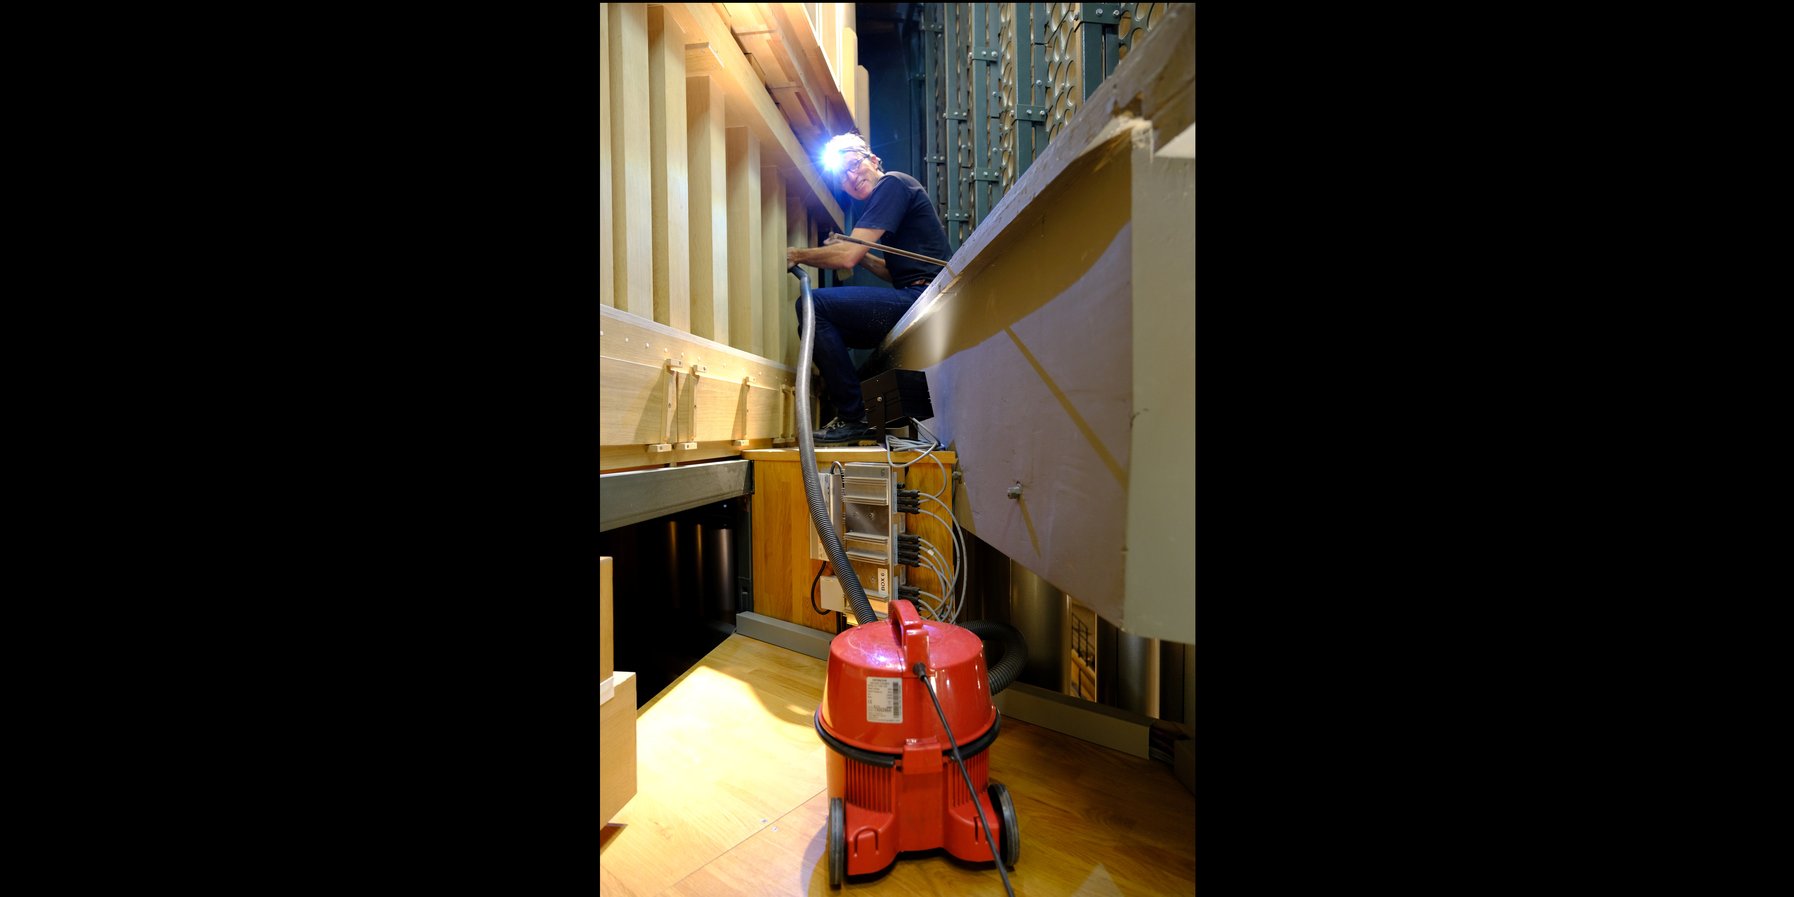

{"left": 889, "top": 598, "right": 930, "bottom": 671}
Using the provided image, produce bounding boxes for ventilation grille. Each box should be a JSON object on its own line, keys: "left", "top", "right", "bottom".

{"left": 847, "top": 759, "right": 891, "bottom": 812}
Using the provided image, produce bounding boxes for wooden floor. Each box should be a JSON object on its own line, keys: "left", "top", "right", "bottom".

{"left": 600, "top": 634, "right": 1194, "bottom": 896}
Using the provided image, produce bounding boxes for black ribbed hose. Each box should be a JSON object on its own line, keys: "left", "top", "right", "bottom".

{"left": 790, "top": 266, "right": 878, "bottom": 627}
{"left": 962, "top": 619, "right": 1028, "bottom": 695}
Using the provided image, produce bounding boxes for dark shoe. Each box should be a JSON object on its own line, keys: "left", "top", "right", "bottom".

{"left": 814, "top": 416, "right": 873, "bottom": 444}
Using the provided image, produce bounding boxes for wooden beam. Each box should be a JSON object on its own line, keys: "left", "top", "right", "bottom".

{"left": 762, "top": 3, "right": 855, "bottom": 137}
{"left": 649, "top": 7, "right": 692, "bottom": 332}
{"left": 725, "top": 126, "right": 763, "bottom": 356}
{"left": 600, "top": 6, "right": 613, "bottom": 309}
{"left": 687, "top": 74, "right": 729, "bottom": 344}
{"left": 684, "top": 40, "right": 721, "bottom": 74}
{"left": 599, "top": 304, "right": 794, "bottom": 471}
{"left": 607, "top": 3, "right": 654, "bottom": 318}
{"left": 760, "top": 165, "right": 785, "bottom": 370}
{"left": 662, "top": 3, "right": 844, "bottom": 233}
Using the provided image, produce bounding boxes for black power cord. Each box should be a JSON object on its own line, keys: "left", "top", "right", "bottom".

{"left": 913, "top": 662, "right": 1015, "bottom": 897}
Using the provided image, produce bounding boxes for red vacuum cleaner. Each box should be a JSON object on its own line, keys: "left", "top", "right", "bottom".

{"left": 789, "top": 267, "right": 1026, "bottom": 892}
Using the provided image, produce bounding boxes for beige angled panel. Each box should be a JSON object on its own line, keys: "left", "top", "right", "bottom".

{"left": 648, "top": 7, "right": 692, "bottom": 332}
{"left": 1124, "top": 140, "right": 1194, "bottom": 645}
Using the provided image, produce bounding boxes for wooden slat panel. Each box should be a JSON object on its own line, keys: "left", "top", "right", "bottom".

{"left": 599, "top": 305, "right": 794, "bottom": 452}
{"left": 759, "top": 165, "right": 785, "bottom": 371}
{"left": 763, "top": 2, "right": 855, "bottom": 137}
{"left": 599, "top": 358, "right": 787, "bottom": 446}
{"left": 607, "top": 3, "right": 654, "bottom": 318}
{"left": 599, "top": 6, "right": 613, "bottom": 309}
{"left": 662, "top": 3, "right": 844, "bottom": 233}
{"left": 687, "top": 74, "right": 730, "bottom": 344}
{"left": 648, "top": 7, "right": 692, "bottom": 331}
{"left": 725, "top": 126, "right": 763, "bottom": 356}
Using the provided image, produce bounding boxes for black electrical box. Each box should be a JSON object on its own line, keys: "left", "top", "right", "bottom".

{"left": 859, "top": 369, "right": 933, "bottom": 441}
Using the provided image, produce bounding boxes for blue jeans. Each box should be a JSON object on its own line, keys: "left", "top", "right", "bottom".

{"left": 796, "top": 283, "right": 927, "bottom": 423}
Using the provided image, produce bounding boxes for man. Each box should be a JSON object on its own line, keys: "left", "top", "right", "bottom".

{"left": 787, "top": 133, "right": 950, "bottom": 444}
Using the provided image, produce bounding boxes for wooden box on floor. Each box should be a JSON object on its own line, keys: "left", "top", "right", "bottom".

{"left": 600, "top": 670, "right": 638, "bottom": 823}
{"left": 599, "top": 555, "right": 637, "bottom": 822}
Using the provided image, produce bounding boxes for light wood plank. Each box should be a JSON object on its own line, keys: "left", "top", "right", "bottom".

{"left": 608, "top": 3, "right": 654, "bottom": 318}
{"left": 599, "top": 305, "right": 795, "bottom": 455}
{"left": 687, "top": 74, "right": 730, "bottom": 344}
{"left": 760, "top": 165, "right": 786, "bottom": 371}
{"left": 762, "top": 3, "right": 855, "bottom": 137}
{"left": 649, "top": 7, "right": 692, "bottom": 332}
{"left": 601, "top": 556, "right": 614, "bottom": 681}
{"left": 725, "top": 126, "right": 763, "bottom": 356}
{"left": 600, "top": 5, "right": 613, "bottom": 310}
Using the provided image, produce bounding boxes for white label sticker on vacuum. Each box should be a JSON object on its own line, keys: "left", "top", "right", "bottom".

{"left": 866, "top": 677, "right": 903, "bottom": 724}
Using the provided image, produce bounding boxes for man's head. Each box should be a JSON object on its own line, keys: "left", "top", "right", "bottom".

{"left": 821, "top": 133, "right": 883, "bottom": 201}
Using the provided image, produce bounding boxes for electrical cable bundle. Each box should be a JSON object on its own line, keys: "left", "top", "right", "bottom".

{"left": 886, "top": 418, "right": 970, "bottom": 623}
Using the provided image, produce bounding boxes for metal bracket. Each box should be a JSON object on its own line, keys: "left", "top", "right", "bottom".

{"left": 1015, "top": 107, "right": 1047, "bottom": 122}
{"left": 1080, "top": 4, "right": 1122, "bottom": 26}
{"left": 971, "top": 170, "right": 1000, "bottom": 182}
{"left": 943, "top": 110, "right": 968, "bottom": 120}
{"left": 971, "top": 48, "right": 999, "bottom": 61}
{"left": 943, "top": 211, "right": 970, "bottom": 221}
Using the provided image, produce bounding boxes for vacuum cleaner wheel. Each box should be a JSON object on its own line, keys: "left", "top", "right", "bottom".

{"left": 827, "top": 797, "right": 845, "bottom": 888}
{"left": 989, "top": 781, "right": 1020, "bottom": 868}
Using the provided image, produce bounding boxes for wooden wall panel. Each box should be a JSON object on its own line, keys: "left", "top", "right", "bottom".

{"left": 759, "top": 166, "right": 786, "bottom": 372}
{"left": 607, "top": 3, "right": 653, "bottom": 318}
{"left": 725, "top": 126, "right": 763, "bottom": 356}
{"left": 599, "top": 6, "right": 613, "bottom": 310}
{"left": 686, "top": 74, "right": 729, "bottom": 344}
{"left": 647, "top": 7, "right": 691, "bottom": 331}
{"left": 600, "top": 307, "right": 794, "bottom": 445}
{"left": 747, "top": 449, "right": 959, "bottom": 633}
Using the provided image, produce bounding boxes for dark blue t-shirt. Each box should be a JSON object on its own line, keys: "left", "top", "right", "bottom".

{"left": 852, "top": 170, "right": 950, "bottom": 286}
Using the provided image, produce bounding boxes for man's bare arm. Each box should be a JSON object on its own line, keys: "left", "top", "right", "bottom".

{"left": 859, "top": 252, "right": 891, "bottom": 283}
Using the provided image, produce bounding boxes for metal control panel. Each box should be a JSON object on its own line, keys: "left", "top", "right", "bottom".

{"left": 810, "top": 462, "right": 906, "bottom": 611}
